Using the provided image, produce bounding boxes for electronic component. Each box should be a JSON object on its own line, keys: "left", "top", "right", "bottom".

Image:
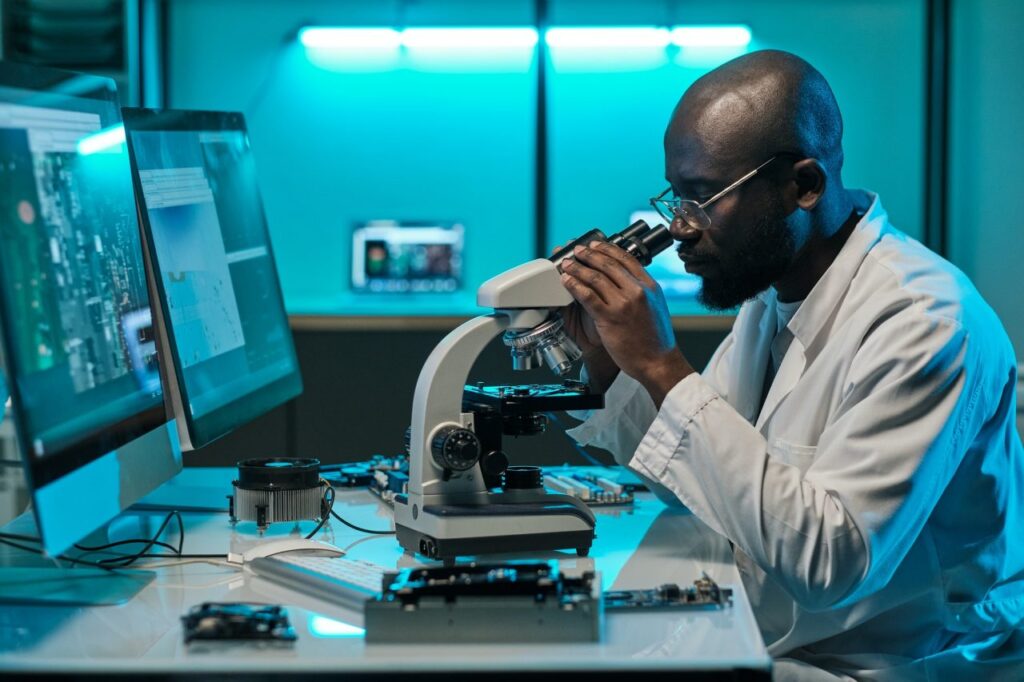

{"left": 364, "top": 561, "right": 601, "bottom": 644}
{"left": 604, "top": 573, "right": 733, "bottom": 611}
{"left": 181, "top": 602, "right": 296, "bottom": 644}
{"left": 540, "top": 465, "right": 651, "bottom": 506}
{"left": 543, "top": 470, "right": 635, "bottom": 506}
{"left": 322, "top": 454, "right": 407, "bottom": 488}
{"left": 369, "top": 468, "right": 409, "bottom": 506}
{"left": 228, "top": 458, "right": 327, "bottom": 532}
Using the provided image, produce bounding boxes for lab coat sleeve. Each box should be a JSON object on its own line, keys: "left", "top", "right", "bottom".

{"left": 565, "top": 371, "right": 684, "bottom": 507}
{"left": 629, "top": 310, "right": 977, "bottom": 611}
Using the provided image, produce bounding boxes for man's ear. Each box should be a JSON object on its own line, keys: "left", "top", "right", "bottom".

{"left": 792, "top": 158, "right": 827, "bottom": 210}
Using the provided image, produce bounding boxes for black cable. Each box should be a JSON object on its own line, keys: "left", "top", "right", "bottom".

{"left": 320, "top": 481, "right": 395, "bottom": 535}
{"left": 0, "top": 531, "right": 42, "bottom": 543}
{"left": 97, "top": 511, "right": 183, "bottom": 568}
{"left": 1, "top": 513, "right": 224, "bottom": 567}
{"left": 130, "top": 553, "right": 226, "bottom": 560}
{"left": 0, "top": 536, "right": 115, "bottom": 571}
{"left": 76, "top": 538, "right": 180, "bottom": 556}
{"left": 329, "top": 507, "right": 393, "bottom": 532}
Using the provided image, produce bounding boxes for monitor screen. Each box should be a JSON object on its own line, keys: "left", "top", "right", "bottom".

{"left": 0, "top": 63, "right": 178, "bottom": 554}
{"left": 352, "top": 221, "right": 464, "bottom": 293}
{"left": 123, "top": 108, "right": 301, "bottom": 450}
{"left": 628, "top": 210, "right": 699, "bottom": 298}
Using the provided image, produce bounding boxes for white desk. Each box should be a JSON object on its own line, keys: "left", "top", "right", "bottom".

{"left": 0, "top": 467, "right": 770, "bottom": 677}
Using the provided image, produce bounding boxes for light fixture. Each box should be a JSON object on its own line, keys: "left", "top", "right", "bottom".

{"left": 670, "top": 25, "right": 752, "bottom": 48}
{"left": 299, "top": 25, "right": 751, "bottom": 51}
{"left": 76, "top": 124, "right": 125, "bottom": 155}
{"left": 299, "top": 27, "right": 401, "bottom": 50}
{"left": 544, "top": 27, "right": 671, "bottom": 49}
{"left": 401, "top": 28, "right": 538, "bottom": 49}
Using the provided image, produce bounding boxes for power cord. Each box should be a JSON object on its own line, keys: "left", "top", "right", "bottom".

{"left": 0, "top": 511, "right": 224, "bottom": 568}
{"left": 305, "top": 479, "right": 395, "bottom": 537}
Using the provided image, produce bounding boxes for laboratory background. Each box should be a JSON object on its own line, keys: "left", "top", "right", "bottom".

{"left": 0, "top": 0, "right": 1021, "bottom": 520}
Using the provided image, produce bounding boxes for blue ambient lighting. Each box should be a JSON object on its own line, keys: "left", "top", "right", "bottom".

{"left": 298, "top": 25, "right": 751, "bottom": 51}
{"left": 402, "top": 28, "right": 538, "bottom": 49}
{"left": 544, "top": 27, "right": 671, "bottom": 49}
{"left": 299, "top": 25, "right": 753, "bottom": 73}
{"left": 76, "top": 124, "right": 125, "bottom": 155}
{"left": 308, "top": 614, "right": 365, "bottom": 638}
{"left": 670, "top": 25, "right": 752, "bottom": 48}
{"left": 299, "top": 27, "right": 401, "bottom": 50}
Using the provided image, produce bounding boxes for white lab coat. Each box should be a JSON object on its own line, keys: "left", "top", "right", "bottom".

{"left": 568, "top": 192, "right": 1024, "bottom": 680}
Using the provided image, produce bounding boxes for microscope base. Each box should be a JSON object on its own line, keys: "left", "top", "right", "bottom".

{"left": 394, "top": 498, "right": 595, "bottom": 562}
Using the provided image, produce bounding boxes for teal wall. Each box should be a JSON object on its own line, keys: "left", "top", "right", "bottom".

{"left": 950, "top": 0, "right": 1024, "bottom": 357}
{"left": 168, "top": 0, "right": 926, "bottom": 317}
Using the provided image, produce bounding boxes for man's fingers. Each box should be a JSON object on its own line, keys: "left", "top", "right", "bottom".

{"left": 585, "top": 241, "right": 652, "bottom": 283}
{"left": 570, "top": 242, "right": 645, "bottom": 290}
{"left": 559, "top": 257, "right": 620, "bottom": 304}
{"left": 560, "top": 272, "right": 609, "bottom": 315}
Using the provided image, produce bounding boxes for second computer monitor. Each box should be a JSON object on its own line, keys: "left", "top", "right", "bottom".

{"left": 123, "top": 108, "right": 301, "bottom": 451}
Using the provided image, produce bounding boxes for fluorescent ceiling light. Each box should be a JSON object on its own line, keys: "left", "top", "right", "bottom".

{"left": 401, "top": 28, "right": 537, "bottom": 49}
{"left": 299, "top": 27, "right": 401, "bottom": 49}
{"left": 299, "top": 25, "right": 752, "bottom": 51}
{"left": 545, "top": 27, "right": 671, "bottom": 49}
{"left": 670, "top": 25, "right": 752, "bottom": 48}
{"left": 76, "top": 124, "right": 125, "bottom": 155}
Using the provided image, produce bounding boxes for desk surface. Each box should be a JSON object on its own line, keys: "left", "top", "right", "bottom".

{"left": 0, "top": 467, "right": 770, "bottom": 676}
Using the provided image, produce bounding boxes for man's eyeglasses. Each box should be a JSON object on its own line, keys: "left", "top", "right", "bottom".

{"left": 650, "top": 155, "right": 781, "bottom": 231}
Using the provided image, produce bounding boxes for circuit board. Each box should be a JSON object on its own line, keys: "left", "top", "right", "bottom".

{"left": 604, "top": 573, "right": 732, "bottom": 611}
{"left": 321, "top": 455, "right": 407, "bottom": 488}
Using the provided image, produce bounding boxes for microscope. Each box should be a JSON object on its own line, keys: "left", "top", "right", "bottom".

{"left": 393, "top": 220, "right": 673, "bottom": 562}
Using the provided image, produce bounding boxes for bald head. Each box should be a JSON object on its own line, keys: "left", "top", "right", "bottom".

{"left": 666, "top": 50, "right": 844, "bottom": 180}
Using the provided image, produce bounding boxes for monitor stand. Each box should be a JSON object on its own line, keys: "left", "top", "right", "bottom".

{"left": 0, "top": 514, "right": 155, "bottom": 606}
{"left": 0, "top": 567, "right": 154, "bottom": 606}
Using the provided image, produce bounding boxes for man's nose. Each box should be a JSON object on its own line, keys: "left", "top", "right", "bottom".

{"left": 669, "top": 215, "right": 702, "bottom": 245}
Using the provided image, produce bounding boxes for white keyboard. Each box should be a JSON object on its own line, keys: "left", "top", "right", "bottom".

{"left": 247, "top": 555, "right": 389, "bottom": 610}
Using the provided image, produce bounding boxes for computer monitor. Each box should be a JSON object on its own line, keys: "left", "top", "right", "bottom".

{"left": 628, "top": 210, "right": 700, "bottom": 298}
{"left": 0, "top": 62, "right": 181, "bottom": 557}
{"left": 122, "top": 108, "right": 302, "bottom": 451}
{"left": 351, "top": 220, "right": 464, "bottom": 293}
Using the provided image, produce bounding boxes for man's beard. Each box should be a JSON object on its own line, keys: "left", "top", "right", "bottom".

{"left": 696, "top": 195, "right": 796, "bottom": 310}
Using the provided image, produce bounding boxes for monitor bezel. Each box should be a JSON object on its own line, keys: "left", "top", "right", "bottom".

{"left": 122, "top": 107, "right": 302, "bottom": 451}
{"left": 0, "top": 62, "right": 168, "bottom": 490}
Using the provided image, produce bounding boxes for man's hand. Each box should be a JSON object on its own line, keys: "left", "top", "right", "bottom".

{"left": 560, "top": 300, "right": 620, "bottom": 392}
{"left": 559, "top": 241, "right": 694, "bottom": 408}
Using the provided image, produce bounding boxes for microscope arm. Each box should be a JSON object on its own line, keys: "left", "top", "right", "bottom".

{"left": 408, "top": 308, "right": 549, "bottom": 500}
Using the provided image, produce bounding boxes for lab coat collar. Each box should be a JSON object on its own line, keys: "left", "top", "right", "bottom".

{"left": 772, "top": 190, "right": 886, "bottom": 355}
{"left": 753, "top": 191, "right": 885, "bottom": 429}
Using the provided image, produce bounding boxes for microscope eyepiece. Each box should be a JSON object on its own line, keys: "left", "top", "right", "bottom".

{"left": 507, "top": 219, "right": 673, "bottom": 378}
{"left": 548, "top": 220, "right": 672, "bottom": 268}
{"left": 607, "top": 220, "right": 673, "bottom": 266}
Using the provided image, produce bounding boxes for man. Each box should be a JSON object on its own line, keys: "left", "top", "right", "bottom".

{"left": 560, "top": 50, "right": 1024, "bottom": 679}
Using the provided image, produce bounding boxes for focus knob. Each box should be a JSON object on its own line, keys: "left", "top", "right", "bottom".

{"left": 431, "top": 426, "right": 481, "bottom": 472}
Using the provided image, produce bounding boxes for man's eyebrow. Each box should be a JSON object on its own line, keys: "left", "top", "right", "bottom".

{"left": 668, "top": 175, "right": 719, "bottom": 190}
